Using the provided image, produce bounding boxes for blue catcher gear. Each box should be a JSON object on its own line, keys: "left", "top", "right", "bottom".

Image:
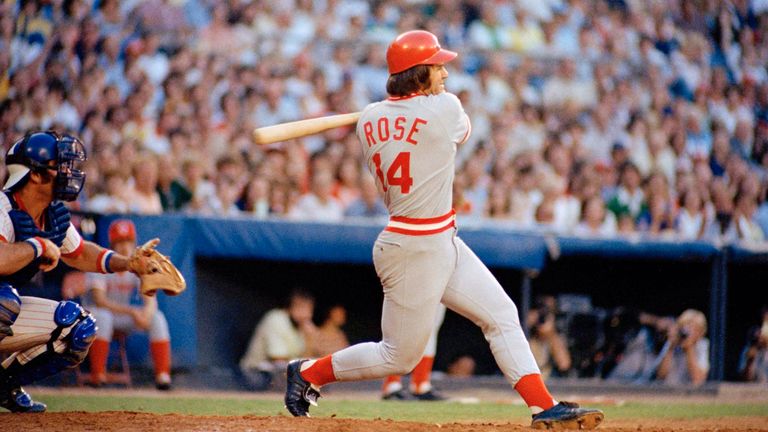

{"left": 2, "top": 196, "right": 71, "bottom": 286}
{"left": 0, "top": 283, "right": 21, "bottom": 340}
{"left": 3, "top": 131, "right": 87, "bottom": 201}
{"left": 0, "top": 301, "right": 96, "bottom": 394}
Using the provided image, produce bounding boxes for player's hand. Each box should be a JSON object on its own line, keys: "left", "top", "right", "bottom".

{"left": 130, "top": 308, "right": 151, "bottom": 330}
{"left": 38, "top": 238, "right": 61, "bottom": 272}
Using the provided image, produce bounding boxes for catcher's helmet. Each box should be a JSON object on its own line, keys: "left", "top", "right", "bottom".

{"left": 4, "top": 131, "right": 87, "bottom": 201}
{"left": 108, "top": 219, "right": 136, "bottom": 244}
{"left": 386, "top": 30, "right": 457, "bottom": 74}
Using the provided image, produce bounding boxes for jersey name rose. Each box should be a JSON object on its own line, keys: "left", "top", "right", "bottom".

{"left": 362, "top": 117, "right": 428, "bottom": 147}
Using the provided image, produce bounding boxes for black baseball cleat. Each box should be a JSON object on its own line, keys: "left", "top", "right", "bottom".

{"left": 531, "top": 401, "right": 604, "bottom": 430}
{"left": 284, "top": 359, "right": 321, "bottom": 417}
{"left": 382, "top": 389, "right": 413, "bottom": 401}
{"left": 0, "top": 386, "right": 47, "bottom": 413}
{"left": 412, "top": 389, "right": 447, "bottom": 401}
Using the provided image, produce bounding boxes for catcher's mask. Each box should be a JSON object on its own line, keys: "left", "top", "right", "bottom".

{"left": 4, "top": 131, "right": 87, "bottom": 201}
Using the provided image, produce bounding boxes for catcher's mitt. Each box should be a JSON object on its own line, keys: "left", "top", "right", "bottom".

{"left": 128, "top": 239, "right": 186, "bottom": 297}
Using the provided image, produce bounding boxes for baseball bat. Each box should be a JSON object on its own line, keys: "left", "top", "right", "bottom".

{"left": 252, "top": 112, "right": 361, "bottom": 145}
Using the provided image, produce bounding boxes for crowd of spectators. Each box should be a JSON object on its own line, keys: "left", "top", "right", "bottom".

{"left": 2, "top": 0, "right": 768, "bottom": 245}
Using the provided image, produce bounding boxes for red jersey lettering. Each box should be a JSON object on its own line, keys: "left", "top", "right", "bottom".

{"left": 363, "top": 121, "right": 375, "bottom": 147}
{"left": 406, "top": 118, "right": 427, "bottom": 145}
{"left": 393, "top": 116, "right": 406, "bottom": 140}
{"left": 377, "top": 117, "right": 390, "bottom": 141}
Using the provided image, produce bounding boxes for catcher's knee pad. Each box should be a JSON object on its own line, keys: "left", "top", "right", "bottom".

{"left": 52, "top": 301, "right": 97, "bottom": 360}
{"left": 0, "top": 283, "right": 21, "bottom": 338}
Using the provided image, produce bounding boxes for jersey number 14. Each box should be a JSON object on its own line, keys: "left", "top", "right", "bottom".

{"left": 372, "top": 152, "right": 413, "bottom": 194}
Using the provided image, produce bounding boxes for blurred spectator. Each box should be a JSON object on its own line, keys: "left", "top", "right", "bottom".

{"left": 243, "top": 176, "right": 271, "bottom": 219}
{"left": 738, "top": 306, "right": 768, "bottom": 382}
{"left": 446, "top": 355, "right": 477, "bottom": 378}
{"left": 605, "top": 311, "right": 674, "bottom": 383}
{"left": 344, "top": 174, "right": 387, "bottom": 218}
{"left": 654, "top": 309, "right": 710, "bottom": 387}
{"left": 289, "top": 169, "right": 344, "bottom": 221}
{"left": 675, "top": 188, "right": 709, "bottom": 240}
{"left": 574, "top": 196, "right": 617, "bottom": 237}
{"left": 240, "top": 289, "right": 317, "bottom": 391}
{"left": 180, "top": 158, "right": 216, "bottom": 213}
{"left": 332, "top": 157, "right": 361, "bottom": 209}
{"left": 526, "top": 295, "right": 571, "bottom": 379}
{"left": 607, "top": 162, "right": 645, "bottom": 222}
{"left": 308, "top": 305, "right": 349, "bottom": 358}
{"left": 733, "top": 190, "right": 765, "bottom": 243}
{"left": 125, "top": 153, "right": 163, "bottom": 214}
{"left": 156, "top": 154, "right": 192, "bottom": 212}
{"left": 86, "top": 169, "right": 130, "bottom": 214}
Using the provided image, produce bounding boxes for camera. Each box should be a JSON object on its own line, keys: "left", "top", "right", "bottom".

{"left": 678, "top": 328, "right": 690, "bottom": 340}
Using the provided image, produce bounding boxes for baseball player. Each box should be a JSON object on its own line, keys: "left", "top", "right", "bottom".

{"left": 285, "top": 31, "right": 604, "bottom": 429}
{"left": 382, "top": 303, "right": 445, "bottom": 401}
{"left": 0, "top": 131, "right": 157, "bottom": 412}
{"left": 84, "top": 219, "right": 173, "bottom": 390}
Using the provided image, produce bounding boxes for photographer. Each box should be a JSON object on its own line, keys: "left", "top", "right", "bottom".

{"left": 738, "top": 306, "right": 768, "bottom": 383}
{"left": 654, "top": 309, "right": 709, "bottom": 387}
{"left": 526, "top": 295, "right": 572, "bottom": 378}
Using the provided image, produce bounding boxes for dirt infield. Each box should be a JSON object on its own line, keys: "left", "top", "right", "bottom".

{"left": 3, "top": 412, "right": 768, "bottom": 432}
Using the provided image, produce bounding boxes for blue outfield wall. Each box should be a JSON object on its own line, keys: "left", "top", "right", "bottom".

{"left": 93, "top": 215, "right": 768, "bottom": 380}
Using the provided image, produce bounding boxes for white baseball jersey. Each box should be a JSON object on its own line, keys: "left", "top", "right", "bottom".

{"left": 357, "top": 92, "right": 471, "bottom": 221}
{"left": 85, "top": 272, "right": 141, "bottom": 307}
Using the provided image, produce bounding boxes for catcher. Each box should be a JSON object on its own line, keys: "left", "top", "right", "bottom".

{"left": 84, "top": 219, "right": 182, "bottom": 390}
{"left": 0, "top": 131, "right": 177, "bottom": 412}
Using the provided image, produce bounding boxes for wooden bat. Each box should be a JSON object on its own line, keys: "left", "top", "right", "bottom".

{"left": 252, "top": 112, "right": 361, "bottom": 145}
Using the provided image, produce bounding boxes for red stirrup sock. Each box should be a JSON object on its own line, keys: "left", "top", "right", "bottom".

{"left": 514, "top": 374, "right": 556, "bottom": 414}
{"left": 150, "top": 340, "right": 172, "bottom": 377}
{"left": 383, "top": 375, "right": 402, "bottom": 394}
{"left": 300, "top": 355, "right": 337, "bottom": 387}
{"left": 88, "top": 339, "right": 110, "bottom": 384}
{"left": 410, "top": 356, "right": 434, "bottom": 394}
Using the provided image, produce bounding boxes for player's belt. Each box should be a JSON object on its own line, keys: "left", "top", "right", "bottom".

{"left": 385, "top": 210, "right": 456, "bottom": 236}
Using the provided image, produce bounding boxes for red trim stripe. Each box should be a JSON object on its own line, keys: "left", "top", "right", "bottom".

{"left": 390, "top": 210, "right": 455, "bottom": 225}
{"left": 62, "top": 239, "right": 84, "bottom": 259}
{"left": 385, "top": 220, "right": 455, "bottom": 236}
{"left": 36, "top": 236, "right": 46, "bottom": 257}
{"left": 0, "top": 234, "right": 7, "bottom": 243}
{"left": 96, "top": 249, "right": 108, "bottom": 273}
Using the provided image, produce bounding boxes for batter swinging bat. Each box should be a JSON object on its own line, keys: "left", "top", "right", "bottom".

{"left": 252, "top": 112, "right": 361, "bottom": 145}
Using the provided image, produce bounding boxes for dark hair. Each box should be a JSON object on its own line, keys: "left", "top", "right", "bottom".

{"left": 386, "top": 65, "right": 432, "bottom": 97}
{"left": 287, "top": 288, "right": 314, "bottom": 305}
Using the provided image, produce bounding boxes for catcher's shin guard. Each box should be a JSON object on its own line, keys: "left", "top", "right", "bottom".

{"left": 0, "top": 283, "right": 21, "bottom": 340}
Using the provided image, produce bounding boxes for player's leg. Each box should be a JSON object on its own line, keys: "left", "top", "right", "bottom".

{"left": 409, "top": 302, "right": 446, "bottom": 400}
{"left": 287, "top": 231, "right": 455, "bottom": 416}
{"left": 88, "top": 307, "right": 115, "bottom": 386}
{"left": 0, "top": 296, "right": 96, "bottom": 413}
{"left": 442, "top": 238, "right": 603, "bottom": 429}
{"left": 148, "top": 310, "right": 172, "bottom": 390}
{"left": 381, "top": 304, "right": 446, "bottom": 400}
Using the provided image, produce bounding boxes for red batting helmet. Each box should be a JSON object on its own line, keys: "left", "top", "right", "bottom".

{"left": 108, "top": 219, "right": 136, "bottom": 244}
{"left": 386, "top": 30, "right": 457, "bottom": 74}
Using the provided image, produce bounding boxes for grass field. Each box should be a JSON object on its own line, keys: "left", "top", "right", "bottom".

{"left": 3, "top": 389, "right": 765, "bottom": 431}
{"left": 33, "top": 392, "right": 768, "bottom": 421}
